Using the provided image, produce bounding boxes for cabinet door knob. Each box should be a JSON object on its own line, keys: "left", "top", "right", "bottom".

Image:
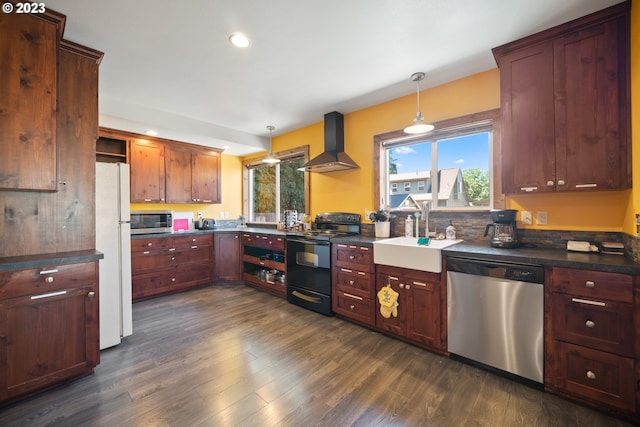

{"left": 585, "top": 280, "right": 595, "bottom": 288}
{"left": 349, "top": 304, "right": 355, "bottom": 310}
{"left": 171, "top": 277, "right": 176, "bottom": 282}
{"left": 586, "top": 370, "right": 596, "bottom": 380}
{"left": 349, "top": 255, "right": 355, "bottom": 260}
{"left": 585, "top": 319, "right": 595, "bottom": 328}
{"left": 171, "top": 256, "right": 176, "bottom": 261}
{"left": 147, "top": 242, "right": 153, "bottom": 247}
{"left": 546, "top": 180, "right": 554, "bottom": 186}
{"left": 405, "top": 284, "right": 411, "bottom": 290}
{"left": 349, "top": 280, "right": 355, "bottom": 285}
{"left": 399, "top": 283, "right": 405, "bottom": 289}
{"left": 44, "top": 276, "right": 54, "bottom": 283}
{"left": 87, "top": 291, "right": 96, "bottom": 298}
{"left": 557, "top": 180, "right": 566, "bottom": 186}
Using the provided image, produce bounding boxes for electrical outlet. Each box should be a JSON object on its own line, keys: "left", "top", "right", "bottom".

{"left": 536, "top": 211, "right": 548, "bottom": 225}
{"left": 521, "top": 211, "right": 532, "bottom": 225}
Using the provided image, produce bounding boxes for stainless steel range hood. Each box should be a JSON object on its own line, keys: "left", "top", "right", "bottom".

{"left": 300, "top": 111, "right": 359, "bottom": 173}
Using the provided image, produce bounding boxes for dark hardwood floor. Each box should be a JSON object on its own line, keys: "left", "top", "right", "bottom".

{"left": 0, "top": 283, "right": 635, "bottom": 426}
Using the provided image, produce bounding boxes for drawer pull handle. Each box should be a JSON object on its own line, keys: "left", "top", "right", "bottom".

{"left": 169, "top": 248, "right": 176, "bottom": 252}
{"left": 343, "top": 292, "right": 363, "bottom": 300}
{"left": 39, "top": 269, "right": 59, "bottom": 275}
{"left": 349, "top": 245, "right": 356, "bottom": 249}
{"left": 360, "top": 247, "right": 369, "bottom": 251}
{"left": 143, "top": 251, "right": 150, "bottom": 255}
{"left": 586, "top": 370, "right": 596, "bottom": 380}
{"left": 571, "top": 298, "right": 606, "bottom": 307}
{"left": 357, "top": 272, "right": 366, "bottom": 276}
{"left": 341, "top": 268, "right": 353, "bottom": 273}
{"left": 44, "top": 277, "right": 54, "bottom": 283}
{"left": 191, "top": 245, "right": 198, "bottom": 249}
{"left": 585, "top": 280, "right": 595, "bottom": 288}
{"left": 87, "top": 291, "right": 96, "bottom": 298}
{"left": 31, "top": 290, "right": 67, "bottom": 300}
{"left": 585, "top": 320, "right": 595, "bottom": 328}
{"left": 412, "top": 281, "right": 427, "bottom": 287}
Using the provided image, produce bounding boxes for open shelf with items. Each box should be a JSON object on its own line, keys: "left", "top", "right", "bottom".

{"left": 241, "top": 233, "right": 286, "bottom": 298}
{"left": 96, "top": 136, "right": 127, "bottom": 163}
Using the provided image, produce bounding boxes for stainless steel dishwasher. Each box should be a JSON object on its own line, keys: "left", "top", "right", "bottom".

{"left": 446, "top": 256, "right": 544, "bottom": 385}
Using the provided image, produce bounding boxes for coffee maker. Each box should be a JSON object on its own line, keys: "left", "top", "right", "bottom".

{"left": 484, "top": 209, "right": 519, "bottom": 248}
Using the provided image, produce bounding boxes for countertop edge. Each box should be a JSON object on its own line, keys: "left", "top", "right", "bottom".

{"left": 0, "top": 250, "right": 104, "bottom": 272}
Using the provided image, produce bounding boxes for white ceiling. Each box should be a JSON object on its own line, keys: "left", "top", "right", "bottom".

{"left": 46, "top": 0, "right": 623, "bottom": 155}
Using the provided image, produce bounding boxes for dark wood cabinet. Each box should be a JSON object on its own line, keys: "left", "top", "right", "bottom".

{"left": 129, "top": 139, "right": 166, "bottom": 203}
{"left": 0, "top": 260, "right": 99, "bottom": 403}
{"left": 214, "top": 232, "right": 241, "bottom": 282}
{"left": 545, "top": 266, "right": 637, "bottom": 415}
{"left": 493, "top": 2, "right": 630, "bottom": 194}
{"left": 131, "top": 234, "right": 214, "bottom": 301}
{"left": 241, "top": 232, "right": 286, "bottom": 298}
{"left": 165, "top": 146, "right": 221, "bottom": 204}
{"left": 0, "top": 10, "right": 62, "bottom": 191}
{"left": 332, "top": 243, "right": 375, "bottom": 327}
{"left": 375, "top": 264, "right": 443, "bottom": 351}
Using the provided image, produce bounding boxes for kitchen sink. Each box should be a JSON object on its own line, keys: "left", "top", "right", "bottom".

{"left": 372, "top": 236, "right": 462, "bottom": 273}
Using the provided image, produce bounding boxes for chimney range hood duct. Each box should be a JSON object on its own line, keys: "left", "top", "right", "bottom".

{"left": 300, "top": 111, "right": 359, "bottom": 173}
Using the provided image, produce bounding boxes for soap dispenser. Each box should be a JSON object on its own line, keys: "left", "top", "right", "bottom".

{"left": 405, "top": 215, "right": 414, "bottom": 237}
{"left": 446, "top": 220, "right": 456, "bottom": 240}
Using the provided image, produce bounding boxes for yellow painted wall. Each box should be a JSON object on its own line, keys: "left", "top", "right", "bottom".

{"left": 131, "top": 153, "right": 244, "bottom": 222}
{"left": 257, "top": 5, "right": 639, "bottom": 234}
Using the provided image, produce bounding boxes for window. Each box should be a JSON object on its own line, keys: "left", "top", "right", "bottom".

{"left": 375, "top": 111, "right": 498, "bottom": 211}
{"left": 243, "top": 146, "right": 309, "bottom": 223}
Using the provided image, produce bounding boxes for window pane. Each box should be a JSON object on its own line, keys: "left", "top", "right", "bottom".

{"left": 436, "top": 132, "right": 490, "bottom": 207}
{"left": 279, "top": 158, "right": 305, "bottom": 212}
{"left": 388, "top": 142, "right": 431, "bottom": 210}
{"left": 251, "top": 165, "right": 276, "bottom": 222}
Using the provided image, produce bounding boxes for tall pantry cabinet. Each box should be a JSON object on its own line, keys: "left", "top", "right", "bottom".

{"left": 0, "top": 6, "right": 104, "bottom": 405}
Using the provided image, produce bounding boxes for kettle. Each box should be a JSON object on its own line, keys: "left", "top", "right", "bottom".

{"left": 484, "top": 209, "right": 519, "bottom": 248}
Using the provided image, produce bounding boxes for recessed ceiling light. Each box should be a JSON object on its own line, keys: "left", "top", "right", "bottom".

{"left": 229, "top": 32, "right": 250, "bottom": 48}
{"left": 144, "top": 130, "right": 158, "bottom": 136}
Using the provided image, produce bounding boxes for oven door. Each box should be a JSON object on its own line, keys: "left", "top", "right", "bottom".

{"left": 286, "top": 238, "right": 331, "bottom": 295}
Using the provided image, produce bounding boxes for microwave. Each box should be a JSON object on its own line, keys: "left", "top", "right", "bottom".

{"left": 130, "top": 210, "right": 173, "bottom": 234}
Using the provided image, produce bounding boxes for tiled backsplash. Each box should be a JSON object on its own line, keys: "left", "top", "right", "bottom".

{"left": 362, "top": 211, "right": 638, "bottom": 261}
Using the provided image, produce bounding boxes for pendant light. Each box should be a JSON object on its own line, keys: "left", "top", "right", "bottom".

{"left": 262, "top": 125, "right": 280, "bottom": 164}
{"left": 403, "top": 72, "right": 434, "bottom": 135}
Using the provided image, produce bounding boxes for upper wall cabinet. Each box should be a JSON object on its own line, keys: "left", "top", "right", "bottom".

{"left": 165, "top": 145, "right": 221, "bottom": 204}
{"left": 493, "top": 1, "right": 630, "bottom": 194}
{"left": 130, "top": 139, "right": 166, "bottom": 203}
{"left": 0, "top": 10, "right": 64, "bottom": 191}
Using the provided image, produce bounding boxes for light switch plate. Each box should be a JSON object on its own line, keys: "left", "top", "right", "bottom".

{"left": 521, "top": 211, "right": 532, "bottom": 225}
{"left": 536, "top": 211, "right": 548, "bottom": 225}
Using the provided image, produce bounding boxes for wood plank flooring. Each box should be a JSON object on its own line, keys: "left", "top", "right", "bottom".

{"left": 0, "top": 283, "right": 635, "bottom": 426}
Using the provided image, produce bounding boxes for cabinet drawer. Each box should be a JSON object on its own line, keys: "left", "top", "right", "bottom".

{"left": 132, "top": 245, "right": 211, "bottom": 274}
{"left": 334, "top": 244, "right": 373, "bottom": 270}
{"left": 170, "top": 234, "right": 212, "bottom": 249}
{"left": 555, "top": 341, "right": 635, "bottom": 412}
{"left": 0, "top": 262, "right": 96, "bottom": 299}
{"left": 334, "top": 268, "right": 373, "bottom": 299}
{"left": 241, "top": 234, "right": 285, "bottom": 251}
{"left": 131, "top": 237, "right": 171, "bottom": 253}
{"left": 132, "top": 265, "right": 211, "bottom": 299}
{"left": 551, "top": 267, "right": 633, "bottom": 303}
{"left": 551, "top": 293, "right": 633, "bottom": 356}
{"left": 333, "top": 291, "right": 374, "bottom": 326}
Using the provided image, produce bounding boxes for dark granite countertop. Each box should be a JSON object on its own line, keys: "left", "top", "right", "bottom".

{"left": 130, "top": 227, "right": 287, "bottom": 240}
{"left": 443, "top": 242, "right": 640, "bottom": 274}
{"left": 0, "top": 250, "right": 104, "bottom": 272}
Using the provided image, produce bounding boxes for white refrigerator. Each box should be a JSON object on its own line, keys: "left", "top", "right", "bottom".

{"left": 95, "top": 162, "right": 133, "bottom": 349}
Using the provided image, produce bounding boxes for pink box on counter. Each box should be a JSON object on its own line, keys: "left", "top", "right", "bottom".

{"left": 173, "top": 218, "right": 189, "bottom": 232}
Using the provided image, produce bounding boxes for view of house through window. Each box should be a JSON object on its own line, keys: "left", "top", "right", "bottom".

{"left": 383, "top": 123, "right": 492, "bottom": 210}
{"left": 249, "top": 158, "right": 306, "bottom": 222}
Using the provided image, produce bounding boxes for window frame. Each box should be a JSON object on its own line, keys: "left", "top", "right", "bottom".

{"left": 242, "top": 145, "right": 310, "bottom": 224}
{"left": 373, "top": 109, "right": 503, "bottom": 213}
